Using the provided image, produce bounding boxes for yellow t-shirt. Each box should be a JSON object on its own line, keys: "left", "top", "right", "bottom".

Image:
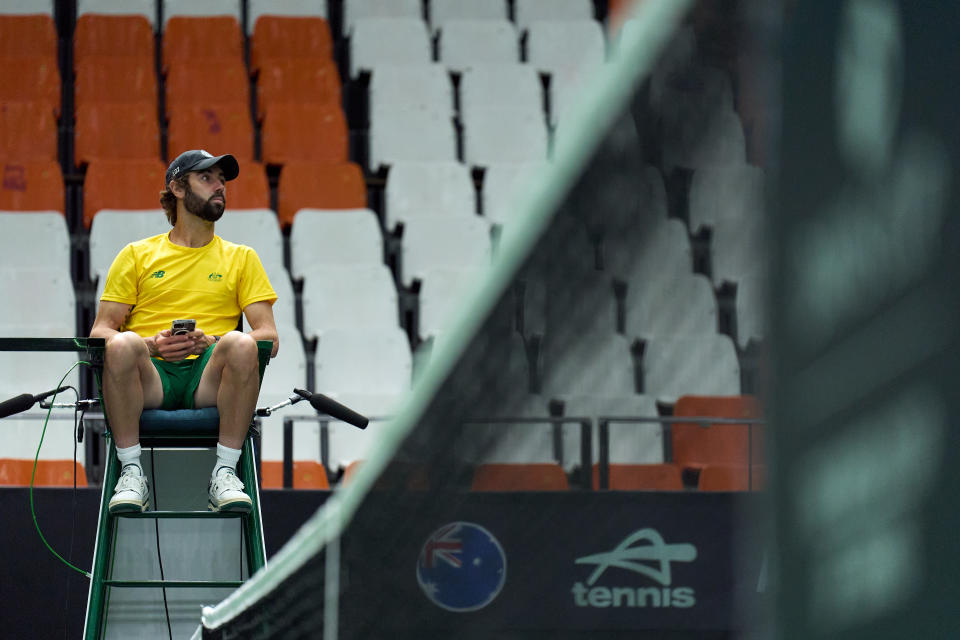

{"left": 101, "top": 233, "right": 277, "bottom": 340}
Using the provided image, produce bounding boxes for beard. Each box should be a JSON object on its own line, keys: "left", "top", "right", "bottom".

{"left": 183, "top": 183, "right": 225, "bottom": 222}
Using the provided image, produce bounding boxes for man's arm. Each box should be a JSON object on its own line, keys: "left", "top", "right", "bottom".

{"left": 243, "top": 300, "right": 279, "bottom": 358}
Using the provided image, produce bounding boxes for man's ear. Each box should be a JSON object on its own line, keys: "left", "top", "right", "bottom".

{"left": 169, "top": 178, "right": 186, "bottom": 198}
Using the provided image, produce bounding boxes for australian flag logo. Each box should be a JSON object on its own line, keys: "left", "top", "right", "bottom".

{"left": 416, "top": 521, "right": 507, "bottom": 612}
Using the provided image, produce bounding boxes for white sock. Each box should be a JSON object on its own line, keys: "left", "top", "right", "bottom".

{"left": 213, "top": 443, "right": 242, "bottom": 478}
{"left": 116, "top": 443, "right": 143, "bottom": 476}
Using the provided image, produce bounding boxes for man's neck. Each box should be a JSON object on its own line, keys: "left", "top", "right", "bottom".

{"left": 168, "top": 211, "right": 215, "bottom": 248}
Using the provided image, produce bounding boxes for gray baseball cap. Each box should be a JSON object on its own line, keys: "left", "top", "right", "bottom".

{"left": 165, "top": 149, "right": 240, "bottom": 186}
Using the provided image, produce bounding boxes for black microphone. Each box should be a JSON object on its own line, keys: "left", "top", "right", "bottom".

{"left": 294, "top": 389, "right": 369, "bottom": 429}
{"left": 0, "top": 386, "right": 70, "bottom": 419}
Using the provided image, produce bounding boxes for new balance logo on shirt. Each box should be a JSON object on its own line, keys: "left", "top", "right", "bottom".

{"left": 149, "top": 270, "right": 165, "bottom": 279}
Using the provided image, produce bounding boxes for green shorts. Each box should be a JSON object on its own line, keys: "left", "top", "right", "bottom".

{"left": 151, "top": 344, "right": 217, "bottom": 410}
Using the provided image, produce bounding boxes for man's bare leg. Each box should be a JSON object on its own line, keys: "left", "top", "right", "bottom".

{"left": 103, "top": 331, "right": 165, "bottom": 449}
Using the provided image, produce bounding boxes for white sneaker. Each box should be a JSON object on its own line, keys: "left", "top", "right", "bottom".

{"left": 208, "top": 468, "right": 252, "bottom": 513}
{"left": 108, "top": 465, "right": 149, "bottom": 513}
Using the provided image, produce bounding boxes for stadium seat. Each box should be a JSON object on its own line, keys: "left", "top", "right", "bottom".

{"left": 561, "top": 393, "right": 664, "bottom": 467}
{"left": 0, "top": 102, "right": 57, "bottom": 162}
{"left": 369, "top": 63, "right": 454, "bottom": 119}
{"left": 461, "top": 105, "right": 549, "bottom": 165}
{"left": 0, "top": 56, "right": 60, "bottom": 116}
{"left": 593, "top": 463, "right": 685, "bottom": 491}
{"left": 261, "top": 103, "right": 349, "bottom": 166}
{"left": 82, "top": 158, "right": 166, "bottom": 228}
{"left": 0, "top": 268, "right": 76, "bottom": 330}
{"left": 482, "top": 161, "right": 545, "bottom": 227}
{"left": 0, "top": 13, "right": 57, "bottom": 60}
{"left": 459, "top": 63, "right": 543, "bottom": 113}
{"left": 288, "top": 208, "right": 384, "bottom": 279}
{"left": 255, "top": 58, "right": 341, "bottom": 120}
{"left": 418, "top": 266, "right": 486, "bottom": 339}
{"left": 314, "top": 326, "right": 412, "bottom": 399}
{"left": 74, "top": 57, "right": 158, "bottom": 113}
{"left": 0, "top": 460, "right": 87, "bottom": 487}
{"left": 165, "top": 59, "right": 250, "bottom": 111}
{"left": 0, "top": 211, "right": 69, "bottom": 273}
{"left": 166, "top": 103, "right": 256, "bottom": 163}
{"left": 300, "top": 264, "right": 400, "bottom": 339}
{"left": 162, "top": 0, "right": 241, "bottom": 26}
{"left": 625, "top": 272, "right": 718, "bottom": 340}
{"left": 224, "top": 160, "right": 270, "bottom": 209}
{"left": 73, "top": 13, "right": 154, "bottom": 66}
{"left": 368, "top": 105, "right": 457, "bottom": 171}
{"left": 212, "top": 208, "right": 284, "bottom": 273}
{"left": 0, "top": 161, "right": 64, "bottom": 213}
{"left": 162, "top": 15, "right": 243, "bottom": 71}
{"left": 698, "top": 464, "right": 765, "bottom": 491}
{"left": 607, "top": 216, "right": 691, "bottom": 286}
{"left": 687, "top": 164, "right": 765, "bottom": 233}
{"left": 339, "top": 459, "right": 430, "bottom": 490}
{"left": 429, "top": 0, "right": 507, "bottom": 31}
{"left": 671, "top": 395, "right": 763, "bottom": 470}
{"left": 74, "top": 102, "right": 161, "bottom": 167}
{"left": 77, "top": 0, "right": 155, "bottom": 25}
{"left": 349, "top": 17, "right": 432, "bottom": 78}
{"left": 400, "top": 214, "right": 491, "bottom": 286}
{"left": 343, "top": 0, "right": 422, "bottom": 36}
{"left": 249, "top": 15, "right": 332, "bottom": 72}
{"left": 526, "top": 19, "right": 606, "bottom": 73}
{"left": 514, "top": 0, "right": 595, "bottom": 32}
{"left": 248, "top": 2, "right": 328, "bottom": 36}
{"left": 384, "top": 161, "right": 475, "bottom": 230}
{"left": 711, "top": 211, "right": 765, "bottom": 285}
{"left": 541, "top": 331, "right": 637, "bottom": 399}
{"left": 661, "top": 106, "right": 747, "bottom": 173}
{"left": 641, "top": 335, "right": 741, "bottom": 403}
{"left": 470, "top": 463, "right": 569, "bottom": 491}
{"left": 88, "top": 209, "right": 170, "bottom": 283}
{"left": 437, "top": 19, "right": 520, "bottom": 71}
{"left": 276, "top": 161, "right": 366, "bottom": 227}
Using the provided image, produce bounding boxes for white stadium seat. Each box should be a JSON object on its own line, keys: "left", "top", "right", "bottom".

{"left": 461, "top": 105, "right": 549, "bottom": 165}
{"left": 384, "top": 161, "right": 476, "bottom": 230}
{"left": 288, "top": 208, "right": 384, "bottom": 280}
{"left": 350, "top": 17, "right": 431, "bottom": 78}
{"left": 437, "top": 19, "right": 520, "bottom": 72}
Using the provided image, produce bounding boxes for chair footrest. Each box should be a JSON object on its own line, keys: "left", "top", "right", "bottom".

{"left": 103, "top": 579, "right": 244, "bottom": 588}
{"left": 115, "top": 510, "right": 246, "bottom": 519}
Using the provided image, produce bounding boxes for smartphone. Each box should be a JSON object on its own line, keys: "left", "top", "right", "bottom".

{"left": 171, "top": 319, "right": 196, "bottom": 335}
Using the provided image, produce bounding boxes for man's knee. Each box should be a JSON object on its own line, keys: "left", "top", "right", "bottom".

{"left": 218, "top": 331, "right": 259, "bottom": 369}
{"left": 105, "top": 331, "right": 148, "bottom": 370}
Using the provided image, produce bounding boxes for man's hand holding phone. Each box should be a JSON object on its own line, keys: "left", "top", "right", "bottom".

{"left": 152, "top": 319, "right": 212, "bottom": 361}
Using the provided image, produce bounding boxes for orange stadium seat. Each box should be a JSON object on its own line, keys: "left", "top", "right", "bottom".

{"left": 0, "top": 57, "right": 61, "bottom": 117}
{"left": 74, "top": 102, "right": 161, "bottom": 167}
{"left": 0, "top": 14, "right": 57, "bottom": 60}
{"left": 167, "top": 103, "right": 255, "bottom": 163}
{"left": 73, "top": 13, "right": 155, "bottom": 66}
{"left": 698, "top": 464, "right": 766, "bottom": 491}
{"left": 162, "top": 15, "right": 244, "bottom": 71}
{"left": 0, "top": 459, "right": 87, "bottom": 487}
{"left": 471, "top": 463, "right": 570, "bottom": 491}
{"left": 261, "top": 103, "right": 349, "bottom": 166}
{"left": 227, "top": 160, "right": 270, "bottom": 209}
{"left": 340, "top": 460, "right": 431, "bottom": 490}
{"left": 74, "top": 57, "right": 158, "bottom": 113}
{"left": 671, "top": 395, "right": 763, "bottom": 470}
{"left": 276, "top": 161, "right": 366, "bottom": 227}
{"left": 255, "top": 58, "right": 342, "bottom": 120}
{"left": 250, "top": 15, "right": 334, "bottom": 73}
{"left": 592, "top": 462, "right": 685, "bottom": 490}
{"left": 82, "top": 158, "right": 166, "bottom": 228}
{"left": 0, "top": 160, "right": 64, "bottom": 213}
{"left": 165, "top": 59, "right": 250, "bottom": 111}
{"left": 0, "top": 102, "right": 58, "bottom": 162}
{"left": 260, "top": 461, "right": 330, "bottom": 490}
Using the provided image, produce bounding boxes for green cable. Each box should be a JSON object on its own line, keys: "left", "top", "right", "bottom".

{"left": 29, "top": 360, "right": 92, "bottom": 579}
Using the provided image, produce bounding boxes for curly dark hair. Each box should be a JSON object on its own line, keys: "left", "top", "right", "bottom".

{"left": 159, "top": 174, "right": 189, "bottom": 226}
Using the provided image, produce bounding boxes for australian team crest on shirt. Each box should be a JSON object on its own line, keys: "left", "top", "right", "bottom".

{"left": 416, "top": 521, "right": 507, "bottom": 612}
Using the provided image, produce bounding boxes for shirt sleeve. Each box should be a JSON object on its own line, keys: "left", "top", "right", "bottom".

{"left": 100, "top": 244, "right": 139, "bottom": 305}
{"left": 238, "top": 248, "right": 277, "bottom": 309}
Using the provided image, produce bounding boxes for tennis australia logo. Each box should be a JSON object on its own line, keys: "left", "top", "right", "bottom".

{"left": 572, "top": 529, "right": 697, "bottom": 609}
{"left": 149, "top": 270, "right": 165, "bottom": 279}
{"left": 208, "top": 272, "right": 223, "bottom": 281}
